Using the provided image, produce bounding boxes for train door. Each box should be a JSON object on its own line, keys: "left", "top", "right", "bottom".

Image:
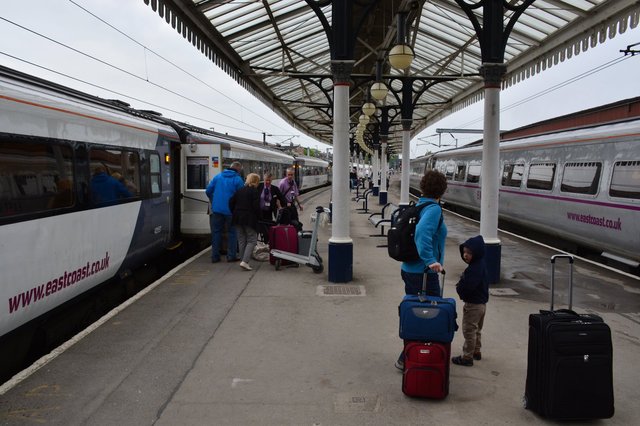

{"left": 144, "top": 140, "right": 173, "bottom": 248}
{"left": 180, "top": 136, "right": 224, "bottom": 236}
{"left": 293, "top": 159, "right": 303, "bottom": 189}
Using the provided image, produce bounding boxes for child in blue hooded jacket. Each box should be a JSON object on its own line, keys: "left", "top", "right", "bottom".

{"left": 452, "top": 235, "right": 489, "bottom": 366}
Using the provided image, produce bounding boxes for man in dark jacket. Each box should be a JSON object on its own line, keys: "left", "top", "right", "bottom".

{"left": 452, "top": 235, "right": 489, "bottom": 367}
{"left": 205, "top": 161, "right": 244, "bottom": 263}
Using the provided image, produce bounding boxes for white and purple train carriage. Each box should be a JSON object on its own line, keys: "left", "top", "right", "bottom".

{"left": 293, "top": 154, "right": 330, "bottom": 190}
{"left": 410, "top": 116, "right": 640, "bottom": 269}
{"left": 0, "top": 65, "right": 330, "bottom": 348}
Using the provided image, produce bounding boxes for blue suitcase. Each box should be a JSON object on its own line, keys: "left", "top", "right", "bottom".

{"left": 399, "top": 271, "right": 457, "bottom": 342}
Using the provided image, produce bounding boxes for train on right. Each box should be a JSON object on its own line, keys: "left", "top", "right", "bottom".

{"left": 409, "top": 97, "right": 640, "bottom": 273}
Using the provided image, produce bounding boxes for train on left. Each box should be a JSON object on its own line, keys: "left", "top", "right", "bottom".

{"left": 0, "top": 65, "right": 331, "bottom": 363}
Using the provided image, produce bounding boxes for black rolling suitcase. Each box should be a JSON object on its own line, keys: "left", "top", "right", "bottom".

{"left": 524, "top": 254, "right": 614, "bottom": 420}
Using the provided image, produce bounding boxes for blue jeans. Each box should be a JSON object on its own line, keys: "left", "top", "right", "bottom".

{"left": 401, "top": 270, "right": 441, "bottom": 296}
{"left": 210, "top": 213, "right": 238, "bottom": 261}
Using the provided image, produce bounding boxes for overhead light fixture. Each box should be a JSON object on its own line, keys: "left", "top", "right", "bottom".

{"left": 370, "top": 82, "right": 388, "bottom": 100}
{"left": 370, "top": 59, "right": 388, "bottom": 100}
{"left": 362, "top": 102, "right": 376, "bottom": 117}
{"left": 388, "top": 44, "right": 414, "bottom": 70}
{"left": 388, "top": 12, "right": 414, "bottom": 71}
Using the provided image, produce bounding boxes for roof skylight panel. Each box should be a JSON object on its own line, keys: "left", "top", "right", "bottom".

{"left": 511, "top": 14, "right": 562, "bottom": 40}
{"left": 526, "top": 2, "right": 577, "bottom": 24}
{"left": 559, "top": 0, "right": 603, "bottom": 12}
{"left": 235, "top": 36, "right": 280, "bottom": 59}
{"left": 215, "top": 10, "right": 267, "bottom": 34}
{"left": 209, "top": 2, "right": 264, "bottom": 28}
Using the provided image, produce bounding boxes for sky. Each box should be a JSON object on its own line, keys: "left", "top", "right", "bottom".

{"left": 1, "top": 0, "right": 639, "bottom": 158}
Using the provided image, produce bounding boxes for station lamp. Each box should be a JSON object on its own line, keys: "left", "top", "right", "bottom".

{"left": 362, "top": 102, "right": 376, "bottom": 117}
{"left": 388, "top": 12, "right": 414, "bottom": 71}
{"left": 370, "top": 60, "right": 388, "bottom": 101}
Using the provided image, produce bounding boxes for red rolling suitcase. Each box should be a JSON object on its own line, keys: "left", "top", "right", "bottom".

{"left": 524, "top": 255, "right": 614, "bottom": 420}
{"left": 402, "top": 341, "right": 450, "bottom": 399}
{"left": 268, "top": 225, "right": 298, "bottom": 265}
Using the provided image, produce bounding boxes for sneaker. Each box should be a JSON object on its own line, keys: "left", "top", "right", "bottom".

{"left": 473, "top": 352, "right": 482, "bottom": 361}
{"left": 211, "top": 258, "right": 220, "bottom": 264}
{"left": 452, "top": 355, "right": 473, "bottom": 366}
{"left": 394, "top": 358, "right": 404, "bottom": 371}
{"left": 239, "top": 261, "right": 252, "bottom": 271}
{"left": 227, "top": 257, "right": 241, "bottom": 262}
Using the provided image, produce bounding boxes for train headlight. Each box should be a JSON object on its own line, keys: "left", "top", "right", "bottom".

{"left": 164, "top": 153, "right": 171, "bottom": 164}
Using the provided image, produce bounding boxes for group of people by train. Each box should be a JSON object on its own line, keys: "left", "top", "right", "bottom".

{"left": 205, "top": 162, "right": 303, "bottom": 271}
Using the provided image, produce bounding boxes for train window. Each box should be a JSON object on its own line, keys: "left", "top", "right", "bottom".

{"left": 445, "top": 163, "right": 455, "bottom": 180}
{"left": 454, "top": 164, "right": 466, "bottom": 182}
{"left": 150, "top": 154, "right": 162, "bottom": 195}
{"left": 89, "top": 148, "right": 140, "bottom": 205}
{"left": 561, "top": 162, "right": 601, "bottom": 195}
{"left": 466, "top": 163, "right": 481, "bottom": 183}
{"left": 502, "top": 163, "right": 524, "bottom": 187}
{"left": 527, "top": 163, "right": 556, "bottom": 191}
{"left": 609, "top": 161, "right": 640, "bottom": 199}
{"left": 0, "top": 141, "right": 74, "bottom": 217}
{"left": 186, "top": 157, "right": 209, "bottom": 190}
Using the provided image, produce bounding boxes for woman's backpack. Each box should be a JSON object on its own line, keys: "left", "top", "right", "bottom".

{"left": 387, "top": 202, "right": 442, "bottom": 262}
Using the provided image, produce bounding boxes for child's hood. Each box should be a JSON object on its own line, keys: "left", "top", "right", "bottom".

{"left": 459, "top": 235, "right": 486, "bottom": 263}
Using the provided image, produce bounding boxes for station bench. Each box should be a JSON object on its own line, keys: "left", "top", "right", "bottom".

{"left": 353, "top": 188, "right": 373, "bottom": 213}
{"left": 368, "top": 202, "right": 400, "bottom": 237}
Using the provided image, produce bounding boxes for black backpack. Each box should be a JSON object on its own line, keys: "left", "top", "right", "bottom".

{"left": 387, "top": 202, "right": 442, "bottom": 262}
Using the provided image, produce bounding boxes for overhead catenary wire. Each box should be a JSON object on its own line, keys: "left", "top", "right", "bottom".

{"left": 452, "top": 55, "right": 635, "bottom": 130}
{"left": 0, "top": 51, "right": 256, "bottom": 135}
{"left": 0, "top": 12, "right": 298, "bottom": 143}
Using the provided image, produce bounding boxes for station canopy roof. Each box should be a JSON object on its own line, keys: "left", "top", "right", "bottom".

{"left": 144, "top": 0, "right": 639, "bottom": 152}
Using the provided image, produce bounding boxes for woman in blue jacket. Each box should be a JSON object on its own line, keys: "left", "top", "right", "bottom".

{"left": 396, "top": 170, "right": 448, "bottom": 370}
{"left": 401, "top": 170, "right": 448, "bottom": 295}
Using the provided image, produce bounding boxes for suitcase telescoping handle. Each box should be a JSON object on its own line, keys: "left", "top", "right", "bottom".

{"left": 419, "top": 269, "right": 445, "bottom": 302}
{"left": 550, "top": 254, "right": 574, "bottom": 311}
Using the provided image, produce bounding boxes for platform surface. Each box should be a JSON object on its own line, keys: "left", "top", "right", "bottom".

{"left": 1, "top": 179, "right": 639, "bottom": 425}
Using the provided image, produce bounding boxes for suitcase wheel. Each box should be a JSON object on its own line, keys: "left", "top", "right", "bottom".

{"left": 275, "top": 259, "right": 282, "bottom": 271}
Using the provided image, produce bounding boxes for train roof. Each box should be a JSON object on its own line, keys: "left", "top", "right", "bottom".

{"left": 431, "top": 118, "right": 640, "bottom": 159}
{"left": 294, "top": 155, "right": 329, "bottom": 167}
{"left": 0, "top": 65, "right": 179, "bottom": 148}
{"left": 413, "top": 97, "right": 640, "bottom": 162}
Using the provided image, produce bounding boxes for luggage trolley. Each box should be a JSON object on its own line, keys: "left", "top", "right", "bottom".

{"left": 270, "top": 206, "right": 328, "bottom": 273}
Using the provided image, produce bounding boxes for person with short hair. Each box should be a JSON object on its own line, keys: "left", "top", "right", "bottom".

{"left": 205, "top": 161, "right": 244, "bottom": 263}
{"left": 395, "top": 169, "right": 448, "bottom": 371}
{"left": 278, "top": 167, "right": 303, "bottom": 225}
{"left": 229, "top": 173, "right": 261, "bottom": 271}
{"left": 257, "top": 172, "right": 285, "bottom": 222}
{"left": 256, "top": 172, "right": 285, "bottom": 243}
{"left": 349, "top": 167, "right": 358, "bottom": 190}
